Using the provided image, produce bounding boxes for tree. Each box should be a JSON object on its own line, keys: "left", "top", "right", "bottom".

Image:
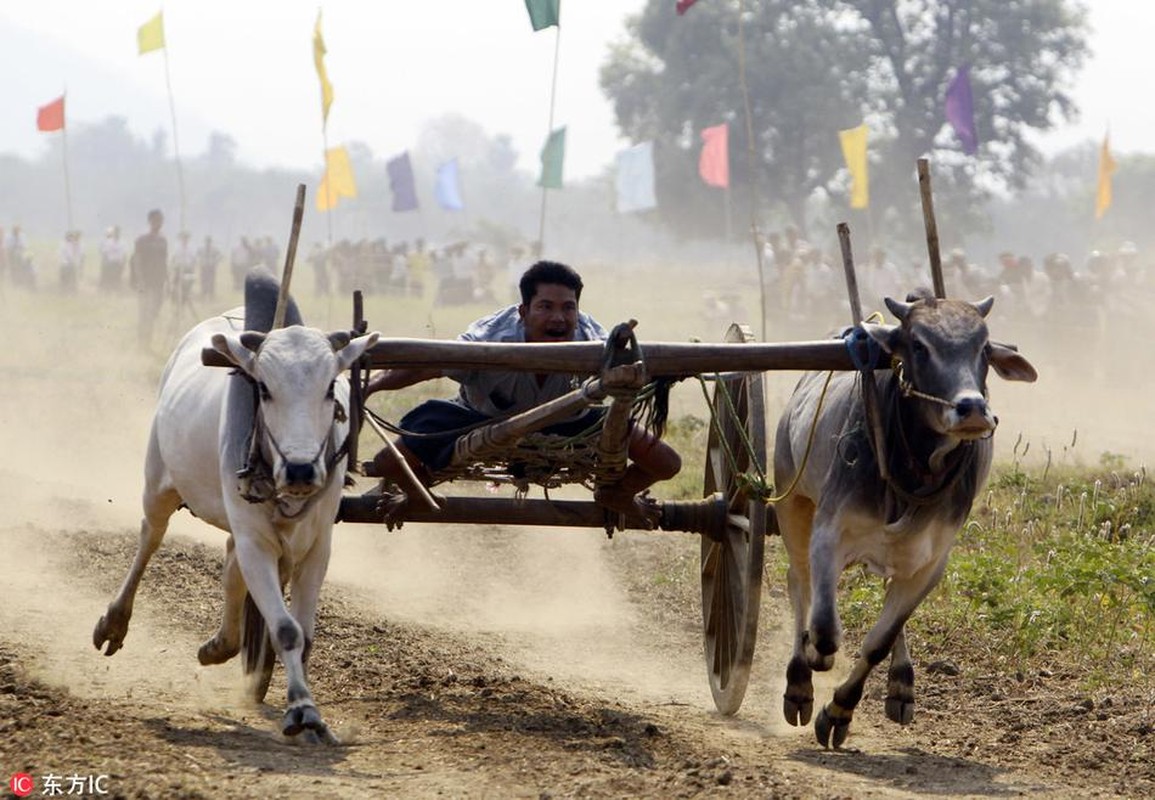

{"left": 843, "top": 0, "right": 1090, "bottom": 236}
{"left": 601, "top": 0, "right": 1089, "bottom": 240}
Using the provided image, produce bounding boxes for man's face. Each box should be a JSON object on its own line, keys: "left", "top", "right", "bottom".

{"left": 519, "top": 283, "right": 579, "bottom": 342}
{"left": 149, "top": 214, "right": 164, "bottom": 233}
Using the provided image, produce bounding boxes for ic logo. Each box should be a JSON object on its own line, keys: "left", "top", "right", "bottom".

{"left": 9, "top": 772, "right": 35, "bottom": 797}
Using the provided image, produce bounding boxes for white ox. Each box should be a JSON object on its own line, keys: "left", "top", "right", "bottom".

{"left": 773, "top": 289, "right": 1036, "bottom": 749}
{"left": 94, "top": 276, "right": 378, "bottom": 743}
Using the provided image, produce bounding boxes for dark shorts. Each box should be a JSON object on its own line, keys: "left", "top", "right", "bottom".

{"left": 400, "top": 399, "right": 604, "bottom": 472}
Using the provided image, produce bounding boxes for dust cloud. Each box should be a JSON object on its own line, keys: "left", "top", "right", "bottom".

{"left": 0, "top": 287, "right": 782, "bottom": 733}
{"left": 1, "top": 267, "right": 1147, "bottom": 739}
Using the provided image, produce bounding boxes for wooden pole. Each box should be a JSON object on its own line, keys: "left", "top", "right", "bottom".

{"left": 162, "top": 45, "right": 187, "bottom": 235}
{"left": 206, "top": 336, "right": 882, "bottom": 374}
{"left": 60, "top": 95, "right": 74, "bottom": 234}
{"left": 535, "top": 21, "right": 563, "bottom": 254}
{"left": 735, "top": 0, "right": 768, "bottom": 340}
{"left": 838, "top": 222, "right": 891, "bottom": 482}
{"left": 917, "top": 158, "right": 947, "bottom": 299}
{"left": 273, "top": 184, "right": 306, "bottom": 329}
{"left": 837, "top": 223, "right": 864, "bottom": 324}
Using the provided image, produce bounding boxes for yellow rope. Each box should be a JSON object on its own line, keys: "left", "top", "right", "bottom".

{"left": 760, "top": 368, "right": 835, "bottom": 505}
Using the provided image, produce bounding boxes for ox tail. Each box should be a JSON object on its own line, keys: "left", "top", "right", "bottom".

{"left": 241, "top": 592, "right": 276, "bottom": 704}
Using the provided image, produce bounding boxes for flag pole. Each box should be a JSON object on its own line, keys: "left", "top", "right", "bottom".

{"left": 736, "top": 0, "right": 767, "bottom": 340}
{"left": 536, "top": 20, "right": 562, "bottom": 256}
{"left": 60, "top": 90, "right": 74, "bottom": 233}
{"left": 321, "top": 131, "right": 334, "bottom": 247}
{"left": 161, "top": 44, "right": 187, "bottom": 234}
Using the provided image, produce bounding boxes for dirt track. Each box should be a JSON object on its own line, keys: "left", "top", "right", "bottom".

{"left": 2, "top": 466, "right": 1152, "bottom": 798}
{"left": 1, "top": 294, "right": 1152, "bottom": 799}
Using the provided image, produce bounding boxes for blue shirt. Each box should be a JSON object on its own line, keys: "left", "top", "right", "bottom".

{"left": 447, "top": 305, "right": 607, "bottom": 417}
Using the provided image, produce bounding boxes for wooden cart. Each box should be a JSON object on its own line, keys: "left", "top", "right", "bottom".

{"left": 329, "top": 300, "right": 873, "bottom": 716}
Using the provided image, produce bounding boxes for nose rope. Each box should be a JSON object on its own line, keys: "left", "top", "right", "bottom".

{"left": 238, "top": 391, "right": 348, "bottom": 510}
{"left": 891, "top": 359, "right": 961, "bottom": 408}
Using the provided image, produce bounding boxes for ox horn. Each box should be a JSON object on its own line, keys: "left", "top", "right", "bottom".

{"left": 884, "top": 296, "right": 913, "bottom": 322}
{"left": 972, "top": 296, "right": 995, "bottom": 318}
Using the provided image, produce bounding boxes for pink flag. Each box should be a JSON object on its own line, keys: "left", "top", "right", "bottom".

{"left": 699, "top": 123, "right": 729, "bottom": 188}
{"left": 37, "top": 95, "right": 65, "bottom": 132}
{"left": 676, "top": 0, "right": 701, "bottom": 15}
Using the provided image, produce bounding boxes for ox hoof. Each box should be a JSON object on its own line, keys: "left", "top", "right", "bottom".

{"left": 885, "top": 695, "right": 915, "bottom": 725}
{"left": 93, "top": 609, "right": 129, "bottom": 656}
{"left": 807, "top": 652, "right": 836, "bottom": 672}
{"left": 282, "top": 704, "right": 339, "bottom": 745}
{"left": 783, "top": 693, "right": 813, "bottom": 727}
{"left": 815, "top": 705, "right": 852, "bottom": 750}
{"left": 197, "top": 636, "right": 240, "bottom": 666}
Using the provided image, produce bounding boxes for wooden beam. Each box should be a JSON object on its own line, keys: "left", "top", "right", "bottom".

{"left": 204, "top": 337, "right": 869, "bottom": 375}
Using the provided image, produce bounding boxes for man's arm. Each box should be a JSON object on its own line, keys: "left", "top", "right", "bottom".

{"left": 365, "top": 367, "right": 445, "bottom": 397}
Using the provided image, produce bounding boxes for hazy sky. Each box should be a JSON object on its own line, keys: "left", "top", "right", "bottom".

{"left": 0, "top": 1, "right": 1147, "bottom": 180}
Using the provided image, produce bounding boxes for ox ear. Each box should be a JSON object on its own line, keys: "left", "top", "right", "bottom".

{"left": 989, "top": 342, "right": 1038, "bottom": 383}
{"left": 328, "top": 331, "right": 351, "bottom": 351}
{"left": 211, "top": 333, "right": 259, "bottom": 374}
{"left": 973, "top": 296, "right": 995, "bottom": 318}
{"left": 335, "top": 331, "right": 380, "bottom": 372}
{"left": 861, "top": 322, "right": 900, "bottom": 354}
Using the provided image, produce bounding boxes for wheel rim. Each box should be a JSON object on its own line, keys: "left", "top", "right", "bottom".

{"left": 700, "top": 323, "right": 767, "bottom": 715}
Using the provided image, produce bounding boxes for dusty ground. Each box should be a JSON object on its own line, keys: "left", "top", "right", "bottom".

{"left": 2, "top": 468, "right": 1153, "bottom": 799}
{"left": 1, "top": 289, "right": 1152, "bottom": 799}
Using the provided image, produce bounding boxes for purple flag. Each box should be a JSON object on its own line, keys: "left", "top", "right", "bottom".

{"left": 945, "top": 65, "right": 978, "bottom": 155}
{"left": 387, "top": 152, "right": 419, "bottom": 212}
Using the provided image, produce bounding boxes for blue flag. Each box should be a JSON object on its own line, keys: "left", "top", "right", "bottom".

{"left": 945, "top": 65, "right": 978, "bottom": 155}
{"left": 435, "top": 158, "right": 464, "bottom": 211}
{"left": 615, "top": 142, "right": 656, "bottom": 213}
{"left": 387, "top": 152, "right": 419, "bottom": 212}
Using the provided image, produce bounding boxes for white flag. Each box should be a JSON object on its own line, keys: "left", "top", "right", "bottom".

{"left": 615, "top": 141, "right": 657, "bottom": 213}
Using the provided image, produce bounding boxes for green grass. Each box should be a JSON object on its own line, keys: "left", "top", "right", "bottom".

{"left": 829, "top": 460, "right": 1155, "bottom": 691}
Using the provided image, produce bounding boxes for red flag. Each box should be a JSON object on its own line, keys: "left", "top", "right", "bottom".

{"left": 699, "top": 123, "right": 729, "bottom": 188}
{"left": 676, "top": 0, "right": 701, "bottom": 15}
{"left": 37, "top": 95, "right": 65, "bottom": 132}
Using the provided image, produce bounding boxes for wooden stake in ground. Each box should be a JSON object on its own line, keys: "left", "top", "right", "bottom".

{"left": 273, "top": 184, "right": 307, "bottom": 330}
{"left": 917, "top": 158, "right": 947, "bottom": 299}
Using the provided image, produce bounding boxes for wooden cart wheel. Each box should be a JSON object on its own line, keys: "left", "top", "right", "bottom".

{"left": 700, "top": 323, "right": 768, "bottom": 715}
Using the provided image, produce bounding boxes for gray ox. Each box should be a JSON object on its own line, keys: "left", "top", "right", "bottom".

{"left": 94, "top": 270, "right": 378, "bottom": 743}
{"left": 773, "top": 289, "right": 1036, "bottom": 748}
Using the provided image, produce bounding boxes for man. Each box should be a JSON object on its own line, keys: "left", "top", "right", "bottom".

{"left": 197, "top": 234, "right": 222, "bottom": 300}
{"left": 58, "top": 230, "right": 84, "bottom": 294}
{"left": 129, "top": 209, "right": 168, "bottom": 346}
{"left": 365, "top": 260, "right": 681, "bottom": 525}
{"left": 169, "top": 231, "right": 197, "bottom": 312}
{"left": 99, "top": 226, "right": 127, "bottom": 292}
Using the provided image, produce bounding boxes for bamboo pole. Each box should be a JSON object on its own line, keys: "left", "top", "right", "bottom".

{"left": 535, "top": 19, "right": 563, "bottom": 254}
{"left": 207, "top": 336, "right": 875, "bottom": 375}
{"left": 838, "top": 223, "right": 890, "bottom": 482}
{"left": 917, "top": 158, "right": 947, "bottom": 299}
{"left": 60, "top": 90, "right": 74, "bottom": 234}
{"left": 736, "top": 0, "right": 768, "bottom": 340}
{"left": 161, "top": 45, "right": 187, "bottom": 235}
{"left": 272, "top": 184, "right": 306, "bottom": 329}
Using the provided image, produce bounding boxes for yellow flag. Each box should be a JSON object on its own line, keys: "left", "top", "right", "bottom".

{"left": 838, "top": 124, "right": 869, "bottom": 209}
{"left": 314, "top": 11, "right": 334, "bottom": 125}
{"left": 316, "top": 147, "right": 357, "bottom": 212}
{"left": 138, "top": 11, "right": 165, "bottom": 55}
{"left": 1095, "top": 131, "right": 1116, "bottom": 220}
